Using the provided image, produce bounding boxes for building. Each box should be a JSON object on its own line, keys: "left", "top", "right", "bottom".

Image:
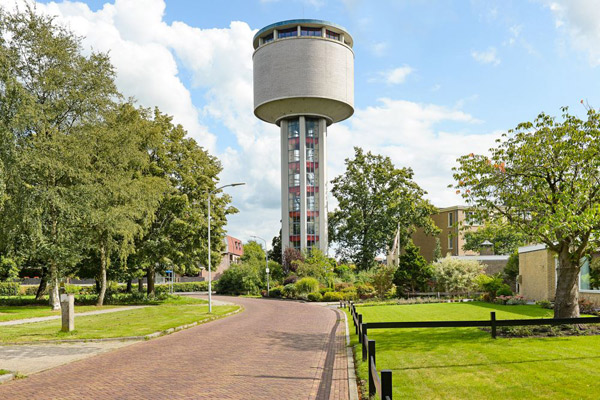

{"left": 518, "top": 244, "right": 600, "bottom": 305}
{"left": 252, "top": 19, "right": 355, "bottom": 254}
{"left": 200, "top": 235, "right": 244, "bottom": 281}
{"left": 411, "top": 205, "right": 481, "bottom": 261}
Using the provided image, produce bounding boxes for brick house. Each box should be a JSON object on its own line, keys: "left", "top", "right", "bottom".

{"left": 200, "top": 235, "right": 244, "bottom": 281}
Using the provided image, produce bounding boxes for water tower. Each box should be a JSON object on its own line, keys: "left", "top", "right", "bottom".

{"left": 253, "top": 19, "right": 354, "bottom": 254}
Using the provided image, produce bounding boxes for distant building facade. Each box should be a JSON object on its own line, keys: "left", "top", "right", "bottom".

{"left": 200, "top": 235, "right": 244, "bottom": 281}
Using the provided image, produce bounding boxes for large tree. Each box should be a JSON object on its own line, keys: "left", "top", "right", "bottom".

{"left": 393, "top": 241, "right": 432, "bottom": 296}
{"left": 453, "top": 107, "right": 600, "bottom": 318}
{"left": 462, "top": 220, "right": 529, "bottom": 255}
{"left": 329, "top": 147, "right": 438, "bottom": 270}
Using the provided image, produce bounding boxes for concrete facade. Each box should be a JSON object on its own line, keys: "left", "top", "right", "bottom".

{"left": 253, "top": 19, "right": 354, "bottom": 254}
{"left": 518, "top": 244, "right": 600, "bottom": 305}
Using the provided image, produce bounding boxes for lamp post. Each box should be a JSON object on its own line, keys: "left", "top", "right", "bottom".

{"left": 251, "top": 235, "right": 269, "bottom": 297}
{"left": 207, "top": 182, "right": 245, "bottom": 312}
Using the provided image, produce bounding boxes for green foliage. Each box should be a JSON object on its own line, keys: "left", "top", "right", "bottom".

{"left": 268, "top": 230, "right": 282, "bottom": 265}
{"left": 282, "top": 247, "right": 304, "bottom": 273}
{"left": 496, "top": 285, "right": 513, "bottom": 296}
{"left": 355, "top": 283, "right": 376, "bottom": 299}
{"left": 393, "top": 241, "right": 432, "bottom": 296}
{"left": 462, "top": 221, "right": 529, "bottom": 255}
{"left": 433, "top": 238, "right": 442, "bottom": 262}
{"left": 453, "top": 107, "right": 600, "bottom": 317}
{"left": 0, "top": 282, "right": 19, "bottom": 296}
{"left": 536, "top": 299, "right": 553, "bottom": 309}
{"left": 475, "top": 274, "right": 505, "bottom": 299}
{"left": 294, "top": 249, "right": 333, "bottom": 282}
{"left": 268, "top": 286, "right": 283, "bottom": 298}
{"left": 295, "top": 277, "right": 320, "bottom": 294}
{"left": 322, "top": 291, "right": 344, "bottom": 302}
{"left": 433, "top": 257, "right": 484, "bottom": 294}
{"left": 281, "top": 283, "right": 297, "bottom": 298}
{"left": 242, "top": 241, "right": 266, "bottom": 264}
{"left": 216, "top": 264, "right": 263, "bottom": 295}
{"left": 329, "top": 147, "right": 439, "bottom": 270}
{"left": 371, "top": 264, "right": 396, "bottom": 299}
{"left": 307, "top": 292, "right": 323, "bottom": 302}
{"left": 334, "top": 263, "right": 356, "bottom": 283}
{"left": 0, "top": 256, "right": 18, "bottom": 281}
{"left": 504, "top": 252, "right": 519, "bottom": 282}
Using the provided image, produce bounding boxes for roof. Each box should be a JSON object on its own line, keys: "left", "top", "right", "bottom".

{"left": 253, "top": 19, "right": 354, "bottom": 49}
{"left": 451, "top": 255, "right": 510, "bottom": 261}
{"left": 224, "top": 235, "right": 244, "bottom": 257}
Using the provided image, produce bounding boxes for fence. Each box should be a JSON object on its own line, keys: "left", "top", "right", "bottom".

{"left": 342, "top": 300, "right": 600, "bottom": 400}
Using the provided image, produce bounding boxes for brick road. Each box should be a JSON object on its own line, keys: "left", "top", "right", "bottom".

{"left": 0, "top": 296, "right": 350, "bottom": 400}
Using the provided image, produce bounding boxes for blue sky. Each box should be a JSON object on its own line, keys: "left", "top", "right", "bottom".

{"left": 7, "top": 0, "right": 600, "bottom": 247}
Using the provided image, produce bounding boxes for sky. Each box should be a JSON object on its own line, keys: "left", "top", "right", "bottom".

{"left": 2, "top": 0, "right": 600, "bottom": 249}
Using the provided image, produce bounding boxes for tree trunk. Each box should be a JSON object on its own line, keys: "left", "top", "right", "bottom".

{"left": 554, "top": 248, "right": 580, "bottom": 318}
{"left": 126, "top": 279, "right": 132, "bottom": 293}
{"left": 48, "top": 260, "right": 60, "bottom": 310}
{"left": 138, "top": 277, "right": 144, "bottom": 293}
{"left": 35, "top": 266, "right": 48, "bottom": 300}
{"left": 146, "top": 265, "right": 155, "bottom": 297}
{"left": 96, "top": 244, "right": 107, "bottom": 307}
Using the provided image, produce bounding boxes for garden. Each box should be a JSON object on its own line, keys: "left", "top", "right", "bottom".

{"left": 346, "top": 302, "right": 600, "bottom": 399}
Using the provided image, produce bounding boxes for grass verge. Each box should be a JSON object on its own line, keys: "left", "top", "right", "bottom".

{"left": 346, "top": 301, "right": 600, "bottom": 400}
{"left": 0, "top": 305, "right": 123, "bottom": 322}
{"left": 0, "top": 296, "right": 237, "bottom": 343}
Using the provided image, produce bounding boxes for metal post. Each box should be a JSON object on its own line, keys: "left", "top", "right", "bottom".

{"left": 207, "top": 192, "right": 212, "bottom": 313}
{"left": 491, "top": 311, "right": 497, "bottom": 339}
{"left": 381, "top": 370, "right": 393, "bottom": 400}
{"left": 368, "top": 339, "right": 376, "bottom": 397}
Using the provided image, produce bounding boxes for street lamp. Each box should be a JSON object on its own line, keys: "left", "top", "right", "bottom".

{"left": 207, "top": 182, "right": 245, "bottom": 312}
{"left": 251, "top": 235, "right": 269, "bottom": 297}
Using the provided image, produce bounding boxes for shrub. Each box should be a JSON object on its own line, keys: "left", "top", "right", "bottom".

{"left": 283, "top": 275, "right": 298, "bottom": 285}
{"left": 20, "top": 285, "right": 42, "bottom": 296}
{"left": 322, "top": 291, "right": 344, "bottom": 302}
{"left": 268, "top": 286, "right": 283, "bottom": 298}
{"left": 355, "top": 283, "right": 376, "bottom": 299}
{"left": 216, "top": 263, "right": 263, "bottom": 295}
{"left": 371, "top": 265, "right": 395, "bottom": 299}
{"left": 319, "top": 287, "right": 333, "bottom": 295}
{"left": 496, "top": 284, "right": 513, "bottom": 297}
{"left": 334, "top": 282, "right": 353, "bottom": 292}
{"left": 475, "top": 274, "right": 505, "bottom": 299}
{"left": 296, "top": 277, "right": 320, "bottom": 294}
{"left": 0, "top": 282, "right": 19, "bottom": 296}
{"left": 282, "top": 283, "right": 297, "bottom": 298}
{"left": 433, "top": 257, "right": 484, "bottom": 294}
{"left": 536, "top": 299, "right": 553, "bottom": 309}
{"left": 307, "top": 292, "right": 323, "bottom": 302}
{"left": 579, "top": 298, "right": 598, "bottom": 314}
{"left": 506, "top": 295, "right": 527, "bottom": 305}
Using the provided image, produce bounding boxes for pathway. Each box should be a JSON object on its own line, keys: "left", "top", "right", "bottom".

{"left": 0, "top": 296, "right": 352, "bottom": 400}
{"left": 0, "top": 306, "right": 148, "bottom": 326}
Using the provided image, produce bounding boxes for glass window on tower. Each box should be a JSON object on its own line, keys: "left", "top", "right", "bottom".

{"left": 307, "top": 192, "right": 317, "bottom": 211}
{"left": 289, "top": 192, "right": 300, "bottom": 212}
{"left": 290, "top": 215, "right": 301, "bottom": 235}
{"left": 288, "top": 119, "right": 299, "bottom": 138}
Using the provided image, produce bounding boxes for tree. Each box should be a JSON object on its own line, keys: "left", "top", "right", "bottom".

{"left": 371, "top": 264, "right": 395, "bottom": 299}
{"left": 329, "top": 147, "right": 439, "bottom": 270}
{"left": 268, "top": 229, "right": 282, "bottom": 265}
{"left": 283, "top": 247, "right": 304, "bottom": 274}
{"left": 503, "top": 252, "right": 519, "bottom": 284}
{"left": 433, "top": 238, "right": 442, "bottom": 262}
{"left": 462, "top": 220, "right": 529, "bottom": 255}
{"left": 453, "top": 107, "right": 600, "bottom": 317}
{"left": 294, "top": 248, "right": 333, "bottom": 283}
{"left": 393, "top": 241, "right": 432, "bottom": 296}
{"left": 0, "top": 7, "right": 118, "bottom": 309}
{"left": 432, "top": 257, "right": 484, "bottom": 294}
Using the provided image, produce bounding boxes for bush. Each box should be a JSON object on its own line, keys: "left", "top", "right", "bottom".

{"left": 216, "top": 263, "right": 263, "bottom": 295}
{"left": 355, "top": 283, "right": 376, "bottom": 299}
{"left": 296, "top": 277, "right": 320, "bottom": 294}
{"left": 268, "top": 286, "right": 283, "bottom": 298}
{"left": 322, "top": 291, "right": 344, "bottom": 302}
{"left": 283, "top": 275, "right": 298, "bottom": 285}
{"left": 475, "top": 274, "right": 505, "bottom": 299}
{"left": 20, "top": 285, "right": 42, "bottom": 296}
{"left": 371, "top": 265, "right": 395, "bottom": 299}
{"left": 282, "top": 283, "right": 297, "bottom": 298}
{"left": 579, "top": 298, "right": 598, "bottom": 314}
{"left": 433, "top": 257, "right": 484, "bottom": 294}
{"left": 496, "top": 284, "right": 513, "bottom": 297}
{"left": 494, "top": 294, "right": 526, "bottom": 305}
{"left": 307, "top": 292, "right": 323, "bottom": 302}
{"left": 536, "top": 299, "right": 553, "bottom": 309}
{"left": 334, "top": 282, "right": 353, "bottom": 292}
{"left": 319, "top": 287, "right": 333, "bottom": 295}
{"left": 0, "top": 282, "right": 19, "bottom": 296}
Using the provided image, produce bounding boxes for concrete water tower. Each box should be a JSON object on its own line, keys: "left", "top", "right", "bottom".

{"left": 253, "top": 19, "right": 354, "bottom": 254}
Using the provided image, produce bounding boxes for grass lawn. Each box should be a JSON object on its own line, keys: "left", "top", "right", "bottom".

{"left": 347, "top": 302, "right": 600, "bottom": 399}
{"left": 0, "top": 369, "right": 9, "bottom": 375}
{"left": 0, "top": 296, "right": 238, "bottom": 343}
{"left": 0, "top": 304, "right": 123, "bottom": 322}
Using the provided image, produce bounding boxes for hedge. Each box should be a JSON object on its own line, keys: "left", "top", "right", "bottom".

{"left": 0, "top": 282, "right": 19, "bottom": 296}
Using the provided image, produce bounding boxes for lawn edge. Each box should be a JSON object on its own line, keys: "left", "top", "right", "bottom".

{"left": 0, "top": 305, "right": 243, "bottom": 345}
{"left": 0, "top": 371, "right": 15, "bottom": 384}
{"left": 341, "top": 306, "right": 360, "bottom": 400}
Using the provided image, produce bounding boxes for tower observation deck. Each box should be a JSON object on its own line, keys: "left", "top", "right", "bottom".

{"left": 253, "top": 19, "right": 354, "bottom": 254}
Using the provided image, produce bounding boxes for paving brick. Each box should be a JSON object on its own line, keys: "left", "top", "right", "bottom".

{"left": 0, "top": 296, "right": 351, "bottom": 400}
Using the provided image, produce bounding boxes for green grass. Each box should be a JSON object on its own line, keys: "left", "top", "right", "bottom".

{"left": 0, "top": 296, "right": 237, "bottom": 343}
{"left": 0, "top": 305, "right": 122, "bottom": 322}
{"left": 0, "top": 369, "right": 10, "bottom": 375}
{"left": 347, "top": 302, "right": 600, "bottom": 399}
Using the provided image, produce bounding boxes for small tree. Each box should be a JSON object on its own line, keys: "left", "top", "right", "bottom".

{"left": 454, "top": 107, "right": 600, "bottom": 317}
{"left": 433, "top": 257, "right": 484, "bottom": 294}
{"left": 393, "top": 241, "right": 432, "bottom": 296}
{"left": 433, "top": 238, "right": 442, "bottom": 262}
{"left": 283, "top": 247, "right": 304, "bottom": 274}
{"left": 371, "top": 265, "right": 395, "bottom": 299}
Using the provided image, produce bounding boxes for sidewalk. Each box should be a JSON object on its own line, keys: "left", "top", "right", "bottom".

{"left": 0, "top": 306, "right": 148, "bottom": 326}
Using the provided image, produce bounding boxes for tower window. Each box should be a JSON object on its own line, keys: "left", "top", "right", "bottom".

{"left": 263, "top": 33, "right": 274, "bottom": 43}
{"left": 278, "top": 28, "right": 298, "bottom": 39}
{"left": 326, "top": 30, "right": 340, "bottom": 40}
{"left": 301, "top": 27, "right": 322, "bottom": 37}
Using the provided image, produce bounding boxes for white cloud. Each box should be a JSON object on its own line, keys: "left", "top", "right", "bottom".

{"left": 327, "top": 99, "right": 500, "bottom": 208}
{"left": 370, "top": 41, "right": 388, "bottom": 57}
{"left": 471, "top": 47, "right": 501, "bottom": 66}
{"left": 375, "top": 65, "right": 414, "bottom": 85}
{"left": 546, "top": 0, "right": 600, "bottom": 66}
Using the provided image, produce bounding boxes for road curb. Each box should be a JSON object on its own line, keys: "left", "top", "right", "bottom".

{"left": 0, "top": 306, "right": 243, "bottom": 346}
{"left": 341, "top": 307, "right": 360, "bottom": 400}
{"left": 0, "top": 372, "right": 15, "bottom": 384}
